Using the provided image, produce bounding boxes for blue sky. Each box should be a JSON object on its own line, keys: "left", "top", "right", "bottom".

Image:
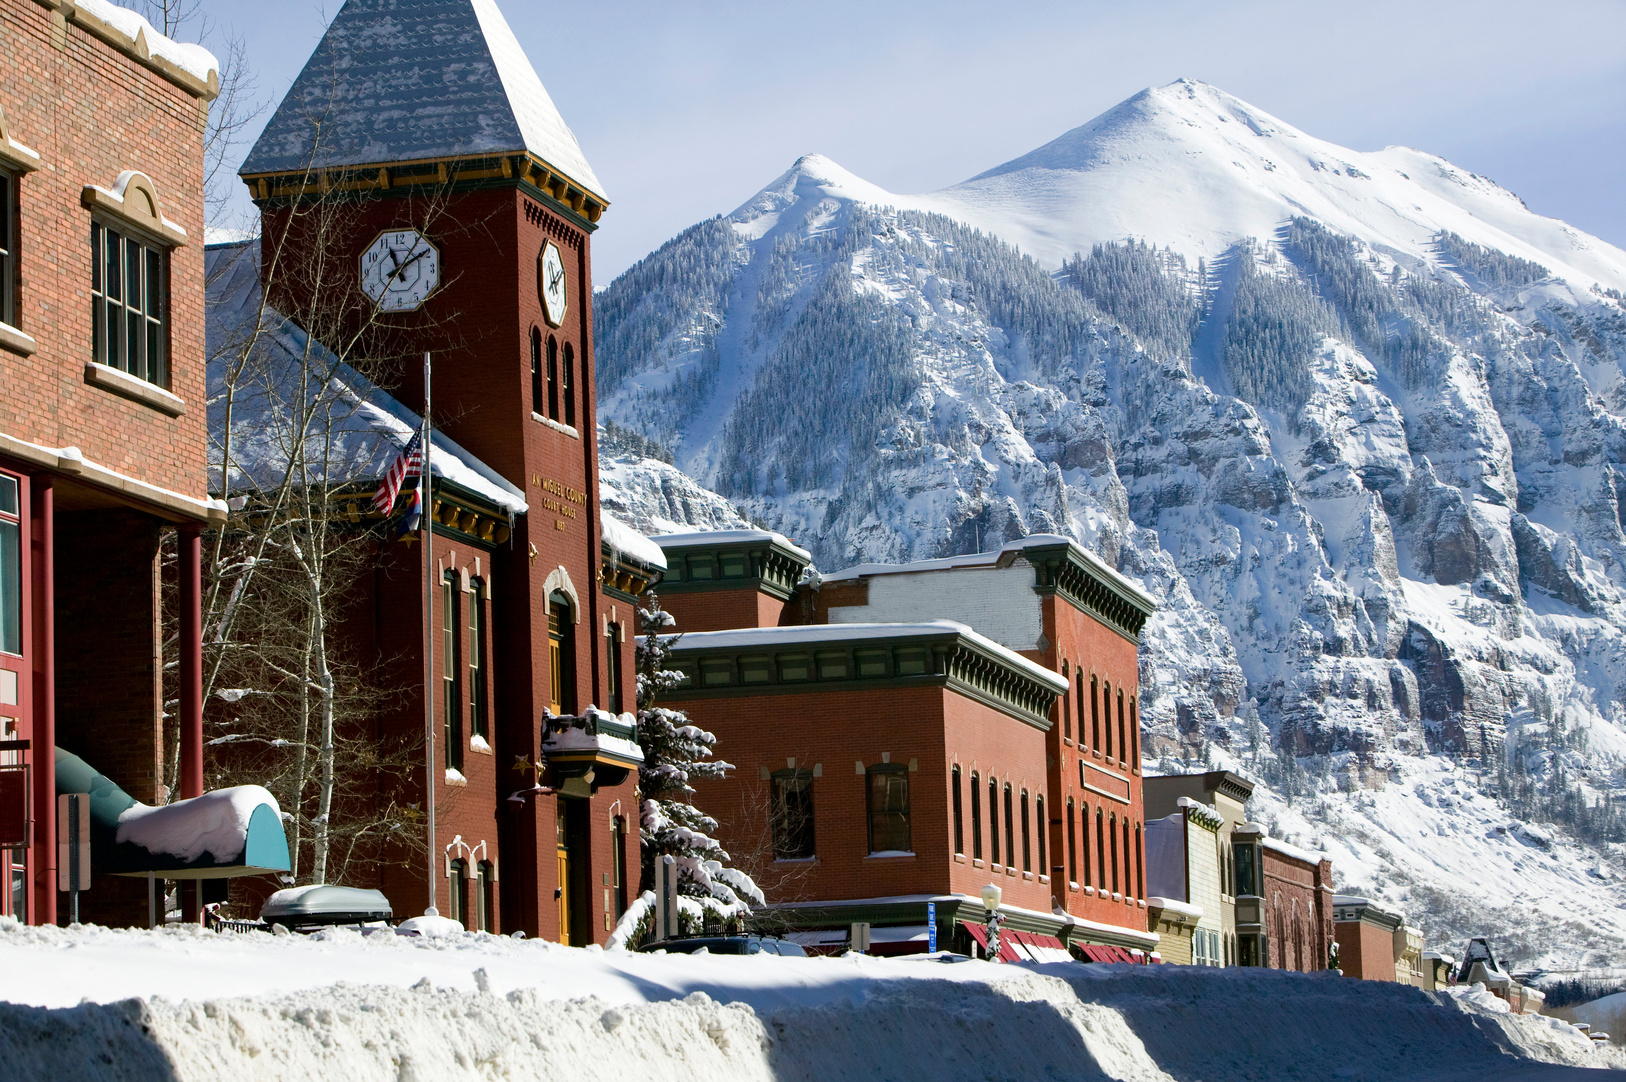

{"left": 188, "top": 0, "right": 1626, "bottom": 284}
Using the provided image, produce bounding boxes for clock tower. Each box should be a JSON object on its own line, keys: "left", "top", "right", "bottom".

{"left": 239, "top": 0, "right": 650, "bottom": 943}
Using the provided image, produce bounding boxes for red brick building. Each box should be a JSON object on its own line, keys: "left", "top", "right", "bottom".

{"left": 1232, "top": 825, "right": 1335, "bottom": 972}
{"left": 659, "top": 532, "right": 1161, "bottom": 955}
{"left": 0, "top": 0, "right": 225, "bottom": 925}
{"left": 224, "top": 0, "right": 652, "bottom": 942}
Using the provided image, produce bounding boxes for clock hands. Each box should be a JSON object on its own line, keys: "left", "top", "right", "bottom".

{"left": 547, "top": 264, "right": 565, "bottom": 295}
{"left": 388, "top": 246, "right": 430, "bottom": 286}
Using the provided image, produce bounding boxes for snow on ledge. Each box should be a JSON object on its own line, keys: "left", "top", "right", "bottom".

{"left": 116, "top": 785, "right": 280, "bottom": 863}
{"left": 75, "top": 0, "right": 221, "bottom": 87}
{"left": 654, "top": 528, "right": 812, "bottom": 562}
{"left": 602, "top": 511, "right": 666, "bottom": 570}
{"left": 1146, "top": 897, "right": 1203, "bottom": 919}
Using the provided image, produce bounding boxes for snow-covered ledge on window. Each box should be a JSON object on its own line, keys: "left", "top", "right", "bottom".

{"left": 84, "top": 361, "right": 185, "bottom": 415}
{"left": 0, "top": 322, "right": 37, "bottom": 358}
{"left": 82, "top": 170, "right": 189, "bottom": 247}
{"left": 0, "top": 104, "right": 41, "bottom": 174}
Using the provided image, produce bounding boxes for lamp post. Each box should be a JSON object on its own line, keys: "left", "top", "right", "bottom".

{"left": 981, "top": 882, "right": 1004, "bottom": 962}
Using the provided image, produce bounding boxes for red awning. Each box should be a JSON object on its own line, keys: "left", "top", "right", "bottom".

{"left": 1006, "top": 930, "right": 1073, "bottom": 963}
{"left": 962, "top": 920, "right": 1024, "bottom": 963}
{"left": 1076, "top": 944, "right": 1139, "bottom": 964}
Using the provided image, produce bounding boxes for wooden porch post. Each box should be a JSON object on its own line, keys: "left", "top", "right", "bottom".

{"left": 179, "top": 523, "right": 203, "bottom": 922}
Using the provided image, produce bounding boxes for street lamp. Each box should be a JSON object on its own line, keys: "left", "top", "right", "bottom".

{"left": 981, "top": 882, "right": 1004, "bottom": 962}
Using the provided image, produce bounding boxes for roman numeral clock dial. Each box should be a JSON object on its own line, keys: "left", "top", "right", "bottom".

{"left": 360, "top": 229, "right": 442, "bottom": 312}
{"left": 539, "top": 241, "right": 567, "bottom": 327}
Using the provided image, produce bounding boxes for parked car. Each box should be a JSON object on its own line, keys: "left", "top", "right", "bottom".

{"left": 637, "top": 935, "right": 807, "bottom": 956}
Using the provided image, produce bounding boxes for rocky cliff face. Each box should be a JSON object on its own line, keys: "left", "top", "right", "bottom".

{"left": 593, "top": 82, "right": 1626, "bottom": 965}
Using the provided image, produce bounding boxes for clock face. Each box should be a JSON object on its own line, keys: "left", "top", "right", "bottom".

{"left": 360, "top": 229, "right": 441, "bottom": 312}
{"left": 539, "top": 242, "right": 567, "bottom": 326}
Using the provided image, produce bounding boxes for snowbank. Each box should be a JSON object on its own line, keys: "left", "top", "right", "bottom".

{"left": 0, "top": 920, "right": 1618, "bottom": 1081}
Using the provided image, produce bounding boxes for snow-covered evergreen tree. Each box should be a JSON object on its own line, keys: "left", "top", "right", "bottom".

{"left": 634, "top": 592, "right": 764, "bottom": 913}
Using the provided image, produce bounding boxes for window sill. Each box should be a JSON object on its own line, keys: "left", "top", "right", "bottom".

{"left": 990, "top": 863, "right": 1002, "bottom": 873}
{"left": 84, "top": 362, "right": 185, "bottom": 416}
{"left": 1038, "top": 874, "right": 1050, "bottom": 885}
{"left": 953, "top": 853, "right": 966, "bottom": 863}
{"left": 1068, "top": 881, "right": 1080, "bottom": 892}
{"left": 469, "top": 734, "right": 493, "bottom": 755}
{"left": 971, "top": 859, "right": 984, "bottom": 869}
{"left": 864, "top": 850, "right": 915, "bottom": 860}
{"left": 531, "top": 411, "right": 579, "bottom": 439}
{"left": 1004, "top": 866, "right": 1016, "bottom": 877}
{"left": 0, "top": 322, "right": 36, "bottom": 357}
{"left": 773, "top": 856, "right": 818, "bottom": 864}
{"left": 1022, "top": 871, "right": 1034, "bottom": 881}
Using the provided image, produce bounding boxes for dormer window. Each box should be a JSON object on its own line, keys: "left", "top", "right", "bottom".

{"left": 92, "top": 222, "right": 166, "bottom": 386}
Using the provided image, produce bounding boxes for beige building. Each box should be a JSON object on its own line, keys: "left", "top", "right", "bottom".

{"left": 1145, "top": 796, "right": 1226, "bottom": 965}
{"left": 1395, "top": 924, "right": 1425, "bottom": 986}
{"left": 1145, "top": 771, "right": 1254, "bottom": 965}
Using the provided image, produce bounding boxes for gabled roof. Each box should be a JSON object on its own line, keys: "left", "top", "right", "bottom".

{"left": 239, "top": 0, "right": 605, "bottom": 203}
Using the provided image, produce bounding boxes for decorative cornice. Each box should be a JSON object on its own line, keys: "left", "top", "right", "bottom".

{"left": 658, "top": 536, "right": 811, "bottom": 602}
{"left": 82, "top": 171, "right": 189, "bottom": 247}
{"left": 36, "top": 0, "right": 221, "bottom": 102}
{"left": 1019, "top": 542, "right": 1155, "bottom": 643}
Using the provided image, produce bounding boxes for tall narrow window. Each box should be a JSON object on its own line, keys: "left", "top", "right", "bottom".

{"left": 772, "top": 770, "right": 816, "bottom": 859}
{"left": 468, "top": 579, "right": 487, "bottom": 742}
{"left": 562, "top": 343, "right": 576, "bottom": 428}
{"left": 546, "top": 335, "right": 559, "bottom": 420}
{"left": 91, "top": 222, "right": 167, "bottom": 386}
{"left": 1117, "top": 689, "right": 1127, "bottom": 766}
{"left": 548, "top": 591, "right": 575, "bottom": 714}
{"left": 1095, "top": 809, "right": 1106, "bottom": 891}
{"left": 0, "top": 171, "right": 14, "bottom": 328}
{"left": 1134, "top": 822, "right": 1144, "bottom": 900}
{"left": 1036, "top": 795, "right": 1046, "bottom": 876}
{"left": 476, "top": 860, "right": 495, "bottom": 932}
{"left": 443, "top": 571, "right": 463, "bottom": 771}
{"left": 1066, "top": 799, "right": 1077, "bottom": 884}
{"left": 1003, "top": 784, "right": 1014, "bottom": 869}
{"left": 530, "top": 327, "right": 544, "bottom": 414}
{"left": 866, "top": 765, "right": 910, "bottom": 854}
{"left": 987, "top": 777, "right": 999, "bottom": 866}
{"left": 448, "top": 858, "right": 468, "bottom": 927}
{"left": 0, "top": 475, "right": 18, "bottom": 656}
{"left": 1109, "top": 814, "right": 1119, "bottom": 894}
{"left": 1122, "top": 818, "right": 1132, "bottom": 898}
{"left": 1061, "top": 662, "right": 1071, "bottom": 740}
{"left": 970, "top": 771, "right": 982, "bottom": 860}
{"left": 606, "top": 623, "right": 624, "bottom": 714}
{"left": 1020, "top": 790, "right": 1031, "bottom": 872}
{"left": 1130, "top": 697, "right": 1140, "bottom": 770}
{"left": 951, "top": 765, "right": 964, "bottom": 856}
{"left": 1102, "top": 681, "right": 1113, "bottom": 758}
{"left": 1081, "top": 803, "right": 1092, "bottom": 889}
{"left": 1090, "top": 676, "right": 1101, "bottom": 751}
{"left": 611, "top": 817, "right": 628, "bottom": 918}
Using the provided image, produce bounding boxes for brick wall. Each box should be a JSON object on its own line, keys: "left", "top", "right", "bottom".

{"left": 662, "top": 587, "right": 788, "bottom": 634}
{"left": 1259, "top": 848, "right": 1334, "bottom": 972}
{"left": 0, "top": 0, "right": 208, "bottom": 496}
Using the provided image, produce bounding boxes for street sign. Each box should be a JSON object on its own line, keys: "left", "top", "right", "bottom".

{"left": 927, "top": 902, "right": 937, "bottom": 952}
{"left": 58, "top": 792, "right": 90, "bottom": 923}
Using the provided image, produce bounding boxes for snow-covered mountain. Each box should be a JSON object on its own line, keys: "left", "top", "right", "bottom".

{"left": 594, "top": 79, "right": 1626, "bottom": 966}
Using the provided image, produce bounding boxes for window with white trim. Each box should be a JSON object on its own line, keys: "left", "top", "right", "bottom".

{"left": 91, "top": 221, "right": 167, "bottom": 386}
{"left": 0, "top": 171, "right": 15, "bottom": 328}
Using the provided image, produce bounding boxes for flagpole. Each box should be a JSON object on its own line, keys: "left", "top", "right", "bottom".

{"left": 421, "top": 350, "right": 437, "bottom": 918}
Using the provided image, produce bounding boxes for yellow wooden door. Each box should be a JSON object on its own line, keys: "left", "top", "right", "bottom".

{"left": 556, "top": 803, "right": 571, "bottom": 944}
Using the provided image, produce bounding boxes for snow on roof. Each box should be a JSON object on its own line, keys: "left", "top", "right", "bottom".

{"left": 601, "top": 511, "right": 666, "bottom": 571}
{"left": 205, "top": 243, "right": 527, "bottom": 516}
{"left": 654, "top": 529, "right": 812, "bottom": 562}
{"left": 670, "top": 621, "right": 1068, "bottom": 692}
{"left": 76, "top": 0, "right": 221, "bottom": 87}
{"left": 1261, "top": 836, "right": 1329, "bottom": 867}
{"left": 1145, "top": 897, "right": 1203, "bottom": 920}
{"left": 116, "top": 785, "right": 280, "bottom": 863}
{"left": 822, "top": 534, "right": 1154, "bottom": 611}
{"left": 240, "top": 0, "right": 605, "bottom": 204}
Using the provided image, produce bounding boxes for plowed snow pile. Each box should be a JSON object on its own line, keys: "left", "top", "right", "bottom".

{"left": 0, "top": 920, "right": 1618, "bottom": 1081}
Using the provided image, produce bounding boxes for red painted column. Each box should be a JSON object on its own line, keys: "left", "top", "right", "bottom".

{"left": 179, "top": 524, "right": 203, "bottom": 923}
{"left": 29, "top": 478, "right": 54, "bottom": 926}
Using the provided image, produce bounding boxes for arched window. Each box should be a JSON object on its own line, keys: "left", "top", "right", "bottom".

{"left": 442, "top": 570, "right": 463, "bottom": 771}
{"left": 610, "top": 818, "right": 628, "bottom": 919}
{"left": 1130, "top": 696, "right": 1139, "bottom": 770}
{"left": 1102, "top": 681, "right": 1113, "bottom": 758}
{"left": 988, "top": 776, "right": 1000, "bottom": 866}
{"left": 1108, "top": 813, "right": 1119, "bottom": 894}
{"left": 951, "top": 765, "right": 964, "bottom": 856}
{"left": 548, "top": 590, "right": 575, "bottom": 715}
{"left": 1090, "top": 676, "right": 1101, "bottom": 752}
{"left": 546, "top": 334, "right": 559, "bottom": 420}
{"left": 530, "top": 327, "right": 544, "bottom": 415}
{"left": 476, "top": 860, "right": 495, "bottom": 932}
{"left": 448, "top": 858, "right": 469, "bottom": 928}
{"left": 970, "top": 771, "right": 982, "bottom": 860}
{"left": 1076, "top": 672, "right": 1086, "bottom": 750}
{"left": 1117, "top": 688, "right": 1127, "bottom": 768}
{"left": 1003, "top": 784, "right": 1015, "bottom": 869}
{"left": 1094, "top": 807, "right": 1105, "bottom": 890}
{"left": 1061, "top": 661, "right": 1071, "bottom": 740}
{"left": 562, "top": 342, "right": 576, "bottom": 428}
{"left": 1122, "top": 817, "right": 1132, "bottom": 898}
{"left": 1036, "top": 794, "right": 1046, "bottom": 877}
{"left": 1020, "top": 789, "right": 1031, "bottom": 873}
{"left": 1066, "top": 798, "right": 1077, "bottom": 884}
{"left": 605, "top": 621, "right": 624, "bottom": 714}
{"left": 468, "top": 578, "right": 487, "bottom": 741}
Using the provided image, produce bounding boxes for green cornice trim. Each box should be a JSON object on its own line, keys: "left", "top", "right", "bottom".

{"left": 657, "top": 537, "right": 810, "bottom": 602}
{"left": 1019, "top": 543, "right": 1154, "bottom": 644}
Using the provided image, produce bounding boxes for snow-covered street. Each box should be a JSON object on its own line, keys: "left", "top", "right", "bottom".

{"left": 0, "top": 919, "right": 1618, "bottom": 1081}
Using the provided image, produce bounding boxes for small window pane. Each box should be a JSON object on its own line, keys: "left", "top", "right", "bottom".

{"left": 127, "top": 309, "right": 143, "bottom": 374}
{"left": 739, "top": 656, "right": 771, "bottom": 684}
{"left": 1, "top": 518, "right": 19, "bottom": 655}
{"left": 0, "top": 476, "right": 16, "bottom": 516}
{"left": 105, "top": 230, "right": 121, "bottom": 301}
{"left": 855, "top": 650, "right": 887, "bottom": 677}
{"left": 816, "top": 652, "right": 848, "bottom": 680}
{"left": 687, "top": 557, "right": 714, "bottom": 580}
{"left": 777, "top": 655, "right": 809, "bottom": 681}
{"left": 895, "top": 648, "right": 927, "bottom": 676}
{"left": 720, "top": 554, "right": 747, "bottom": 578}
{"left": 91, "top": 223, "right": 102, "bottom": 292}
{"left": 105, "top": 298, "right": 122, "bottom": 366}
{"left": 700, "top": 659, "right": 732, "bottom": 686}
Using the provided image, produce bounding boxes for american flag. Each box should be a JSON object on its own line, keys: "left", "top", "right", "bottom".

{"left": 371, "top": 433, "right": 424, "bottom": 515}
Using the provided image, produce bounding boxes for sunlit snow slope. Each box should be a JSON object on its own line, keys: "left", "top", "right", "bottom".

{"left": 594, "top": 79, "right": 1626, "bottom": 968}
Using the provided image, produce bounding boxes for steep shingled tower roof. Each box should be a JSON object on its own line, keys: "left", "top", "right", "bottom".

{"left": 240, "top": 0, "right": 605, "bottom": 203}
